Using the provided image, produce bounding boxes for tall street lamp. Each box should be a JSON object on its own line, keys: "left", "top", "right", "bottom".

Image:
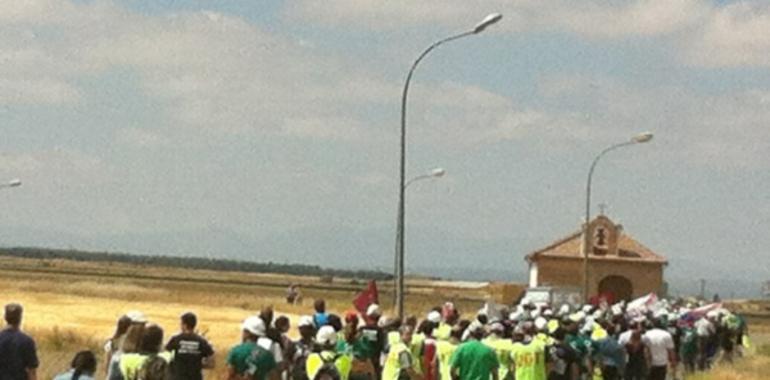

{"left": 581, "top": 132, "right": 653, "bottom": 301}
{"left": 0, "top": 179, "right": 21, "bottom": 190}
{"left": 395, "top": 13, "right": 502, "bottom": 319}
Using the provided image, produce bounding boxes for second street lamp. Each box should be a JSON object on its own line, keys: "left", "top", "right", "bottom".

{"left": 395, "top": 13, "right": 502, "bottom": 320}
{"left": 0, "top": 179, "right": 21, "bottom": 190}
{"left": 581, "top": 132, "right": 653, "bottom": 301}
{"left": 393, "top": 167, "right": 447, "bottom": 305}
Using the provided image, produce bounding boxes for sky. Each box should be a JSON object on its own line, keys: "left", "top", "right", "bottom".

{"left": 0, "top": 0, "right": 769, "bottom": 298}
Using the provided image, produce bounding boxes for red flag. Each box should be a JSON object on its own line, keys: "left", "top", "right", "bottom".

{"left": 353, "top": 280, "right": 379, "bottom": 314}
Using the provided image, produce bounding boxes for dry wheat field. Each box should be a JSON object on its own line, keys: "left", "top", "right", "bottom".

{"left": 0, "top": 258, "right": 768, "bottom": 380}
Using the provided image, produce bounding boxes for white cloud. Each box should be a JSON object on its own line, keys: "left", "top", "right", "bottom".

{"left": 0, "top": 78, "right": 80, "bottom": 105}
{"left": 116, "top": 128, "right": 171, "bottom": 148}
{"left": 287, "top": 0, "right": 707, "bottom": 38}
{"left": 683, "top": 2, "right": 770, "bottom": 67}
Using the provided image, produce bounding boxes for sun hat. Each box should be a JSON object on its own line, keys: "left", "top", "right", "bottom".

{"left": 242, "top": 316, "right": 266, "bottom": 336}
{"left": 366, "top": 304, "right": 381, "bottom": 317}
{"left": 126, "top": 310, "right": 147, "bottom": 323}
{"left": 427, "top": 311, "right": 442, "bottom": 324}
{"left": 316, "top": 325, "right": 338, "bottom": 346}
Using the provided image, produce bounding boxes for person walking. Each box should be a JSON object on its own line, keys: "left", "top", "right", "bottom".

{"left": 119, "top": 323, "right": 171, "bottom": 380}
{"left": 358, "top": 305, "right": 385, "bottom": 380}
{"left": 382, "top": 325, "right": 421, "bottom": 380}
{"left": 290, "top": 316, "right": 316, "bottom": 380}
{"left": 508, "top": 324, "right": 545, "bottom": 380}
{"left": 165, "top": 312, "right": 215, "bottom": 380}
{"left": 449, "top": 322, "right": 499, "bottom": 380}
{"left": 306, "top": 326, "right": 352, "bottom": 380}
{"left": 104, "top": 316, "right": 131, "bottom": 380}
{"left": 53, "top": 351, "right": 98, "bottom": 380}
{"left": 643, "top": 319, "right": 676, "bottom": 380}
{"left": 0, "top": 303, "right": 39, "bottom": 380}
{"left": 226, "top": 316, "right": 277, "bottom": 380}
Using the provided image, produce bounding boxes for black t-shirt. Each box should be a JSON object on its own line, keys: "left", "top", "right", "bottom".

{"left": 0, "top": 328, "right": 39, "bottom": 380}
{"left": 165, "top": 332, "right": 214, "bottom": 380}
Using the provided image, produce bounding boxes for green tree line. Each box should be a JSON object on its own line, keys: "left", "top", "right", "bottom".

{"left": 0, "top": 247, "right": 393, "bottom": 281}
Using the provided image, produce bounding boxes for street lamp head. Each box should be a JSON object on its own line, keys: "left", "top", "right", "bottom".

{"left": 7, "top": 179, "right": 21, "bottom": 187}
{"left": 430, "top": 168, "right": 446, "bottom": 178}
{"left": 473, "top": 13, "right": 503, "bottom": 34}
{"left": 631, "top": 132, "right": 654, "bottom": 144}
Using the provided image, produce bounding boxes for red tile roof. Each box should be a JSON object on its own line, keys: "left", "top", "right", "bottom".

{"left": 525, "top": 224, "right": 667, "bottom": 264}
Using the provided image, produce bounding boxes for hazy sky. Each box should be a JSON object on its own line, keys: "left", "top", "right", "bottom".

{"left": 1, "top": 0, "right": 768, "bottom": 296}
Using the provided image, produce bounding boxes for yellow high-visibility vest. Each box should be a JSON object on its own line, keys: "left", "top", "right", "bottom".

{"left": 435, "top": 340, "right": 458, "bottom": 380}
{"left": 382, "top": 342, "right": 411, "bottom": 380}
{"left": 306, "top": 351, "right": 353, "bottom": 380}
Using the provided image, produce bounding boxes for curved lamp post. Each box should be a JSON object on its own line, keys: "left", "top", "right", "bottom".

{"left": 393, "top": 167, "right": 447, "bottom": 304}
{"left": 582, "top": 132, "right": 653, "bottom": 301}
{"left": 395, "top": 13, "right": 502, "bottom": 319}
{"left": 0, "top": 179, "right": 21, "bottom": 190}
{"left": 405, "top": 167, "right": 446, "bottom": 188}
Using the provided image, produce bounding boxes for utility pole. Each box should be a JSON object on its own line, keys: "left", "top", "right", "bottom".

{"left": 699, "top": 279, "right": 706, "bottom": 300}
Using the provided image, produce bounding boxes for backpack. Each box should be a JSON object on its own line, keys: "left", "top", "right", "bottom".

{"left": 313, "top": 354, "right": 341, "bottom": 380}
{"left": 137, "top": 354, "right": 169, "bottom": 380}
{"left": 292, "top": 341, "right": 312, "bottom": 380}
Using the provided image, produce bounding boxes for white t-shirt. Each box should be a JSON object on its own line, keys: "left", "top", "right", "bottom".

{"left": 258, "top": 337, "right": 284, "bottom": 363}
{"left": 643, "top": 328, "right": 674, "bottom": 367}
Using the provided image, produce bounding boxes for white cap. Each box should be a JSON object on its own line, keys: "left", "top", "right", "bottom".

{"left": 543, "top": 309, "right": 553, "bottom": 317}
{"left": 559, "top": 304, "right": 571, "bottom": 316}
{"left": 366, "top": 304, "right": 381, "bottom": 317}
{"left": 582, "top": 304, "right": 593, "bottom": 313}
{"left": 427, "top": 311, "right": 442, "bottom": 324}
{"left": 520, "top": 297, "right": 533, "bottom": 306}
{"left": 242, "top": 316, "right": 266, "bottom": 336}
{"left": 534, "top": 317, "right": 547, "bottom": 331}
{"left": 569, "top": 311, "right": 586, "bottom": 323}
{"left": 316, "top": 325, "right": 337, "bottom": 345}
{"left": 298, "top": 315, "right": 315, "bottom": 328}
{"left": 126, "top": 310, "right": 147, "bottom": 323}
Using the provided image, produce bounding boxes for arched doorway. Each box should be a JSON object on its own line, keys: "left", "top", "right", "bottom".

{"left": 598, "top": 275, "right": 633, "bottom": 302}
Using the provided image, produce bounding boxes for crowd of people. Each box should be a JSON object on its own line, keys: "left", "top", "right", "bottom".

{"left": 0, "top": 295, "right": 750, "bottom": 380}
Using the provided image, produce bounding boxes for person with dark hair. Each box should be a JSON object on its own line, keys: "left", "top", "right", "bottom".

{"left": 382, "top": 325, "right": 421, "bottom": 380}
{"left": 165, "top": 312, "right": 215, "bottom": 380}
{"left": 105, "top": 315, "right": 132, "bottom": 380}
{"left": 358, "top": 305, "right": 385, "bottom": 380}
{"left": 327, "top": 314, "right": 343, "bottom": 333}
{"left": 291, "top": 316, "right": 317, "bottom": 380}
{"left": 416, "top": 317, "right": 438, "bottom": 380}
{"left": 275, "top": 315, "right": 293, "bottom": 380}
{"left": 54, "top": 350, "right": 97, "bottom": 380}
{"left": 120, "top": 324, "right": 171, "bottom": 380}
{"left": 0, "top": 303, "right": 39, "bottom": 380}
{"left": 314, "top": 300, "right": 329, "bottom": 327}
{"left": 450, "top": 322, "right": 499, "bottom": 380}
{"left": 643, "top": 318, "right": 676, "bottom": 380}
{"left": 547, "top": 328, "right": 579, "bottom": 380}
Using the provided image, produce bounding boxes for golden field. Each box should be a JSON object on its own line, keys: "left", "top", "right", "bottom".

{"left": 0, "top": 256, "right": 767, "bottom": 379}
{"left": 0, "top": 257, "right": 490, "bottom": 378}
